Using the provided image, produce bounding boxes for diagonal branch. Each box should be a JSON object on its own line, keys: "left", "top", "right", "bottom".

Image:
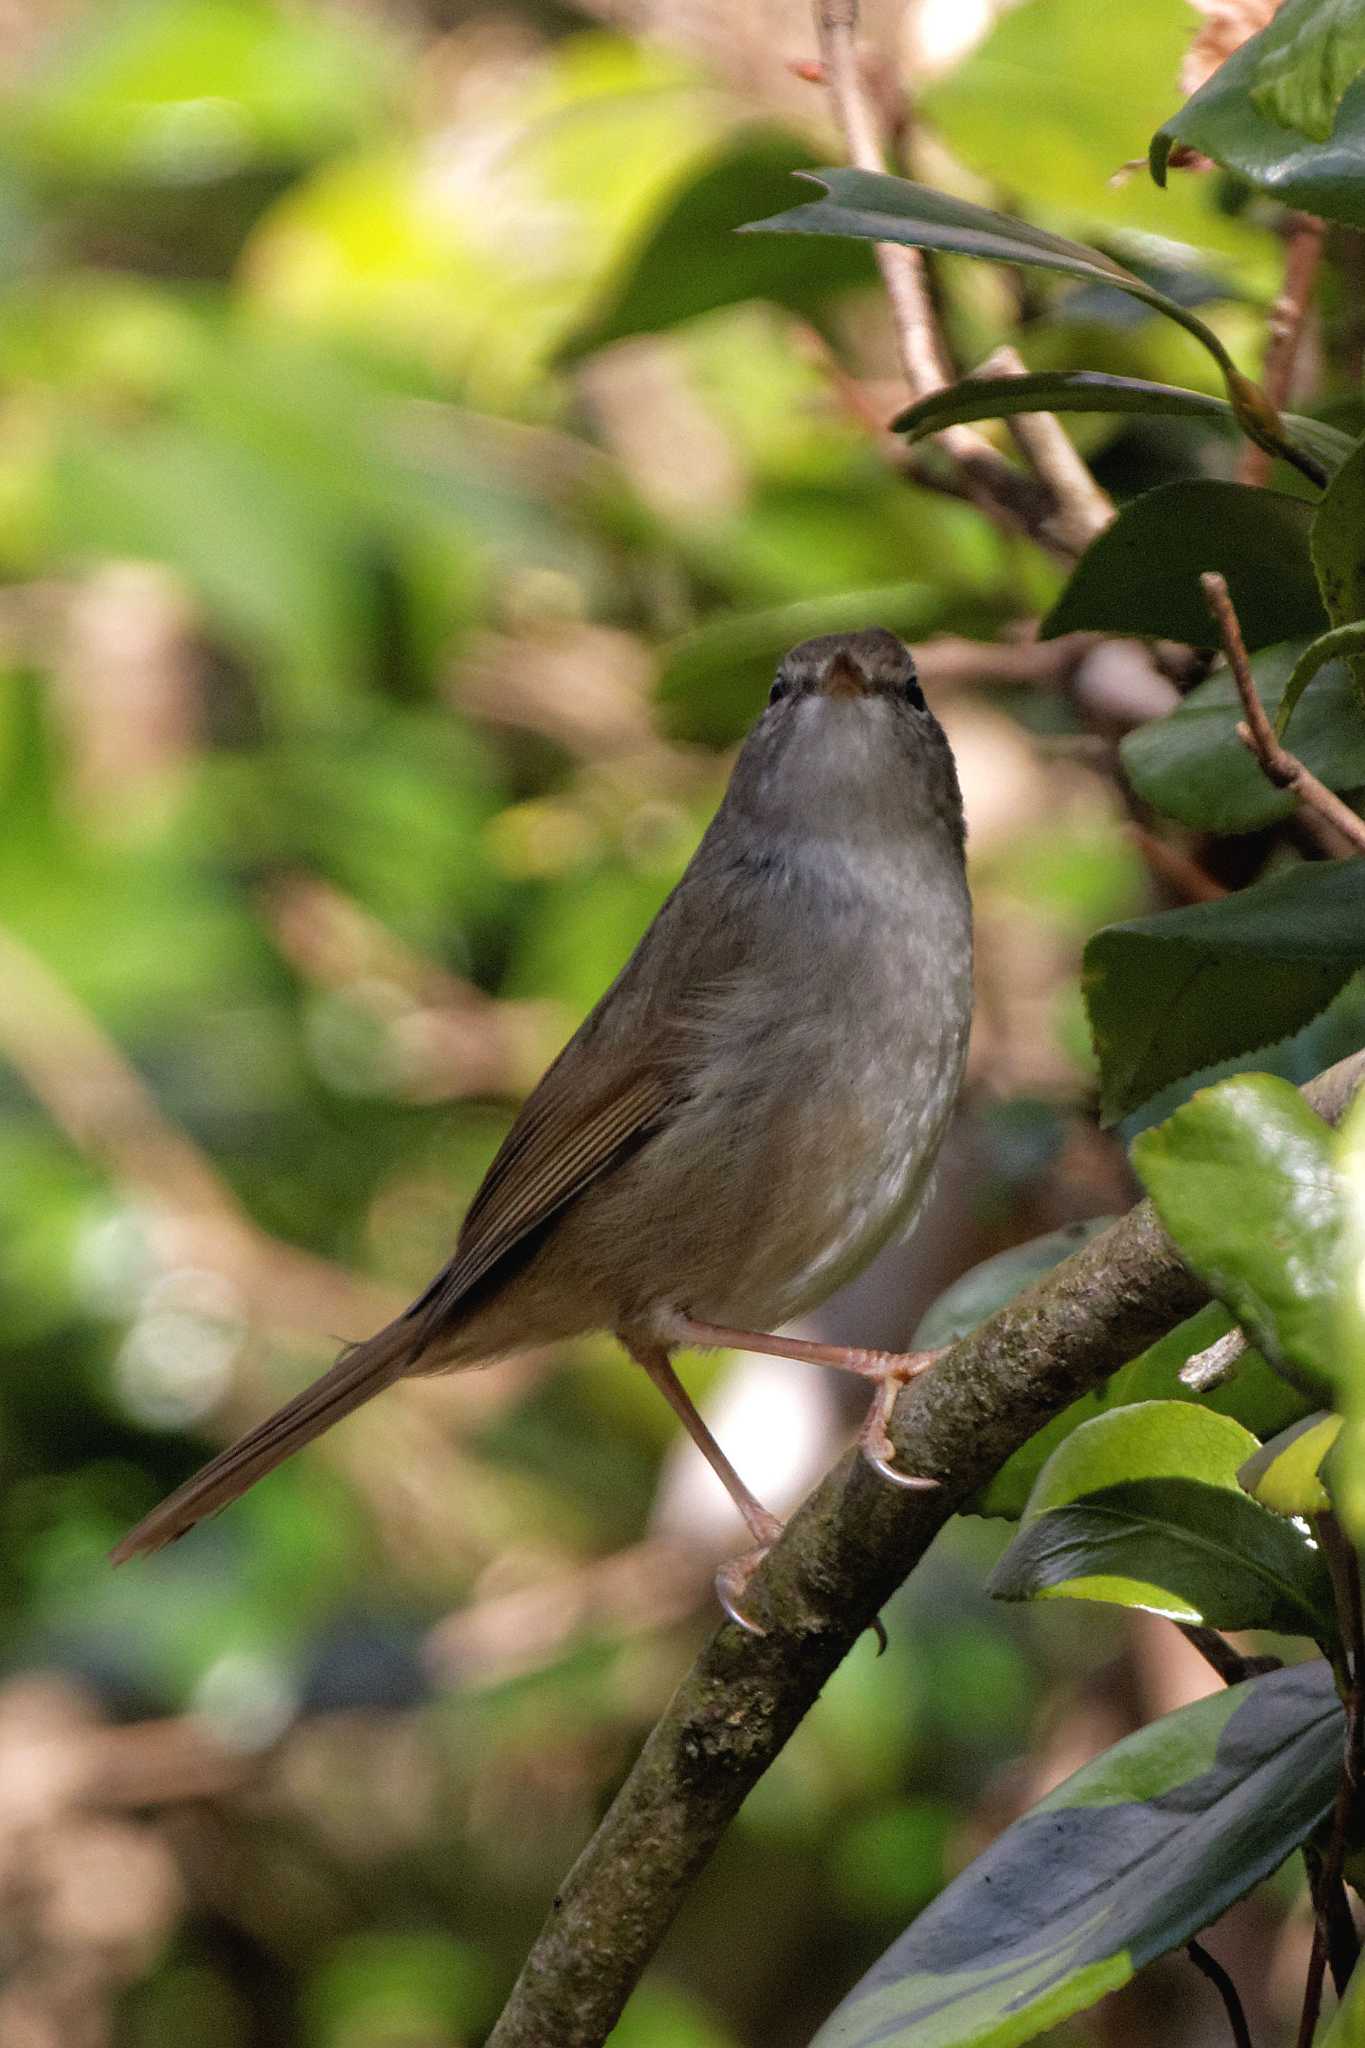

{"left": 813, "top": 0, "right": 1102, "bottom": 552}
{"left": 1201, "top": 572, "right": 1365, "bottom": 858}
{"left": 485, "top": 1047, "right": 1365, "bottom": 2048}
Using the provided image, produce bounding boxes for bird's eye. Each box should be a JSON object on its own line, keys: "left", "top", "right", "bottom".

{"left": 902, "top": 670, "right": 926, "bottom": 711}
{"left": 768, "top": 676, "right": 792, "bottom": 706}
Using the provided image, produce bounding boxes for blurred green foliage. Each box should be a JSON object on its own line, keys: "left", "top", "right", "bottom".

{"left": 0, "top": 1, "right": 1357, "bottom": 2044}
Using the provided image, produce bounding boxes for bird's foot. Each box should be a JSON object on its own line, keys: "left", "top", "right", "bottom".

{"left": 715, "top": 1508, "right": 785, "bottom": 1637}
{"left": 856, "top": 1350, "right": 947, "bottom": 1490}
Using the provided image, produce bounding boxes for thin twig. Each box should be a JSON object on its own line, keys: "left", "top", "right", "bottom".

{"left": 1188, "top": 1940, "right": 1253, "bottom": 2048}
{"left": 485, "top": 1050, "right": 1365, "bottom": 2048}
{"left": 1239, "top": 213, "right": 1326, "bottom": 488}
{"left": 813, "top": 2, "right": 1079, "bottom": 550}
{"left": 1201, "top": 573, "right": 1365, "bottom": 856}
{"left": 1177, "top": 1625, "right": 1279, "bottom": 1688}
{"left": 1180, "top": 1327, "right": 1248, "bottom": 1391}
{"left": 1126, "top": 825, "right": 1229, "bottom": 905}
{"left": 979, "top": 345, "right": 1112, "bottom": 551}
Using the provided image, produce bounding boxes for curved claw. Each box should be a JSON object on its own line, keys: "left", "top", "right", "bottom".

{"left": 715, "top": 1550, "right": 772, "bottom": 1636}
{"left": 861, "top": 1443, "right": 943, "bottom": 1491}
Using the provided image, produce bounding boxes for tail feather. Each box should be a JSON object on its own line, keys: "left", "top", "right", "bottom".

{"left": 110, "top": 1317, "right": 425, "bottom": 1564}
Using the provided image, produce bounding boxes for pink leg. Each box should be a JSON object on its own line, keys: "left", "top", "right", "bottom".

{"left": 625, "top": 1341, "right": 783, "bottom": 1636}
{"left": 671, "top": 1314, "right": 945, "bottom": 1492}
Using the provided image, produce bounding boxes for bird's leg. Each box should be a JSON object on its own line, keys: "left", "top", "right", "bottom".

{"left": 625, "top": 1340, "right": 783, "bottom": 1637}
{"left": 669, "top": 1314, "right": 945, "bottom": 1491}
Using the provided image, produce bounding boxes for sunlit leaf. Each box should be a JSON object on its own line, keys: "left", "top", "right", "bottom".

{"left": 989, "top": 1401, "right": 1333, "bottom": 1631}
{"left": 1238, "top": 1412, "right": 1341, "bottom": 1517}
{"left": 1132, "top": 1074, "right": 1345, "bottom": 1396}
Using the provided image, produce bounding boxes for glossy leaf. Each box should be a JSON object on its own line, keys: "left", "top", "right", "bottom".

{"left": 1246, "top": 0, "right": 1365, "bottom": 141}
{"left": 1132, "top": 1074, "right": 1345, "bottom": 1396}
{"left": 892, "top": 371, "right": 1351, "bottom": 482}
{"left": 1120, "top": 639, "right": 1365, "bottom": 833}
{"left": 1152, "top": 16, "right": 1365, "bottom": 228}
{"left": 1042, "top": 481, "right": 1324, "bottom": 649}
{"left": 913, "top": 1221, "right": 1113, "bottom": 1351}
{"left": 976, "top": 1302, "right": 1311, "bottom": 1520}
{"left": 1239, "top": 1412, "right": 1341, "bottom": 1518}
{"left": 1279, "top": 621, "right": 1365, "bottom": 737}
{"left": 1084, "top": 859, "right": 1365, "bottom": 1122}
{"left": 811, "top": 1662, "right": 1342, "bottom": 2048}
{"left": 559, "top": 130, "right": 875, "bottom": 361}
{"left": 1331, "top": 1082, "right": 1365, "bottom": 1539}
{"left": 988, "top": 1402, "right": 1333, "bottom": 1632}
{"left": 741, "top": 169, "right": 1244, "bottom": 385}
{"left": 1312, "top": 432, "right": 1365, "bottom": 701}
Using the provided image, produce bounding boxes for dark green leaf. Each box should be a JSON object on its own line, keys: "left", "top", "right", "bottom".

{"left": 913, "top": 1221, "right": 1113, "bottom": 1351}
{"left": 1152, "top": 18, "right": 1365, "bottom": 228}
{"left": 1042, "top": 481, "right": 1324, "bottom": 649}
{"left": 1132, "top": 1074, "right": 1345, "bottom": 1395}
{"left": 1084, "top": 859, "right": 1365, "bottom": 1121}
{"left": 1312, "top": 432, "right": 1365, "bottom": 700}
{"left": 558, "top": 131, "right": 875, "bottom": 361}
{"left": 892, "top": 372, "right": 1352, "bottom": 480}
{"left": 975, "top": 1303, "right": 1311, "bottom": 1520}
{"left": 1247, "top": 0, "right": 1365, "bottom": 141}
{"left": 812, "top": 1662, "right": 1341, "bottom": 2048}
{"left": 741, "top": 169, "right": 1243, "bottom": 385}
{"left": 1239, "top": 1413, "right": 1341, "bottom": 1517}
{"left": 1120, "top": 639, "right": 1365, "bottom": 833}
{"left": 1278, "top": 622, "right": 1365, "bottom": 737}
{"left": 656, "top": 584, "right": 946, "bottom": 743}
{"left": 988, "top": 1402, "right": 1333, "bottom": 1632}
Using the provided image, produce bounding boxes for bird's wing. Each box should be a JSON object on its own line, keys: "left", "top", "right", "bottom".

{"left": 406, "top": 1059, "right": 674, "bottom": 1328}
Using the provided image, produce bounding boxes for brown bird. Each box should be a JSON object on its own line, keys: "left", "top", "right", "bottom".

{"left": 113, "top": 628, "right": 973, "bottom": 1626}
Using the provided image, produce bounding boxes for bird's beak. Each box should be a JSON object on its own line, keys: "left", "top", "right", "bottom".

{"left": 819, "top": 651, "right": 869, "bottom": 699}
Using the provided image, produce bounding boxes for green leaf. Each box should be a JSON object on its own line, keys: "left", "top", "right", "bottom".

{"left": 1120, "top": 639, "right": 1365, "bottom": 833}
{"left": 656, "top": 583, "right": 947, "bottom": 744}
{"left": 913, "top": 1221, "right": 1114, "bottom": 1351}
{"left": 1247, "top": 0, "right": 1365, "bottom": 142}
{"left": 558, "top": 130, "right": 874, "bottom": 361}
{"left": 1041, "top": 481, "right": 1324, "bottom": 649}
{"left": 1239, "top": 1412, "right": 1342, "bottom": 1517}
{"left": 975, "top": 1302, "right": 1312, "bottom": 1519}
{"left": 741, "top": 168, "right": 1246, "bottom": 387}
{"left": 811, "top": 1662, "right": 1342, "bottom": 2048}
{"left": 1312, "top": 432, "right": 1365, "bottom": 701}
{"left": 1152, "top": 12, "right": 1365, "bottom": 228}
{"left": 988, "top": 1402, "right": 1333, "bottom": 1631}
{"left": 1084, "top": 860, "right": 1365, "bottom": 1122}
{"left": 1278, "top": 621, "right": 1365, "bottom": 737}
{"left": 1329, "top": 1080, "right": 1365, "bottom": 1539}
{"left": 892, "top": 372, "right": 1350, "bottom": 484}
{"left": 1132, "top": 1074, "right": 1345, "bottom": 1396}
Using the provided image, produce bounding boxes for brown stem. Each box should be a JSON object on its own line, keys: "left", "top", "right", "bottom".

{"left": 485, "top": 1050, "right": 1365, "bottom": 2048}
{"left": 1176, "top": 1625, "right": 1279, "bottom": 1688}
{"left": 1238, "top": 213, "right": 1326, "bottom": 488}
{"left": 812, "top": 1, "right": 1082, "bottom": 551}
{"left": 1187, "top": 1940, "right": 1253, "bottom": 2048}
{"left": 1201, "top": 572, "right": 1365, "bottom": 856}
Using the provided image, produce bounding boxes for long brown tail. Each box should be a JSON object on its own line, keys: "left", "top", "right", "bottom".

{"left": 110, "top": 1316, "right": 427, "bottom": 1564}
